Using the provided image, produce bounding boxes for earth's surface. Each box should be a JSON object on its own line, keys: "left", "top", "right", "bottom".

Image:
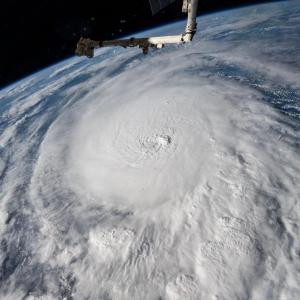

{"left": 1, "top": 1, "right": 300, "bottom": 299}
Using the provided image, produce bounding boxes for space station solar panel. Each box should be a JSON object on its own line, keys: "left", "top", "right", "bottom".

{"left": 148, "top": 0, "right": 177, "bottom": 15}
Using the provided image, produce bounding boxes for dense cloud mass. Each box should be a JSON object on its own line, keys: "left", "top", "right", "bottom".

{"left": 0, "top": 1, "right": 300, "bottom": 299}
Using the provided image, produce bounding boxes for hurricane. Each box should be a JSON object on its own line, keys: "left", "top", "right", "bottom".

{"left": 1, "top": 1, "right": 300, "bottom": 299}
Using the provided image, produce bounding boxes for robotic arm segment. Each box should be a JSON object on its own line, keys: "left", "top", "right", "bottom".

{"left": 75, "top": 0, "right": 199, "bottom": 57}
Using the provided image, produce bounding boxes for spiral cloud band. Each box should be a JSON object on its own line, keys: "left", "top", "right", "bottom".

{"left": 1, "top": 2, "right": 300, "bottom": 299}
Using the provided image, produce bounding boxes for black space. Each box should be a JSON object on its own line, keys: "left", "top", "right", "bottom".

{"left": 1, "top": 0, "right": 278, "bottom": 88}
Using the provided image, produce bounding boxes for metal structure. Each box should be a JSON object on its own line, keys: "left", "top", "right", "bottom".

{"left": 75, "top": 0, "right": 199, "bottom": 58}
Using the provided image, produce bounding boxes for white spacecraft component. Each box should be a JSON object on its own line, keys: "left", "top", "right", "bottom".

{"left": 75, "top": 0, "right": 199, "bottom": 57}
